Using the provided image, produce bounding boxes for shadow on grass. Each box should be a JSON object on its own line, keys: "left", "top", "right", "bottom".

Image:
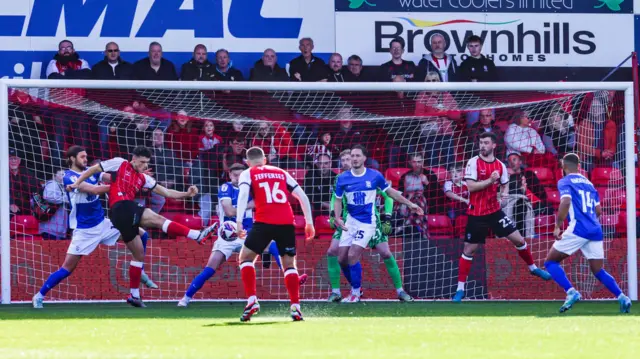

{"left": 1, "top": 301, "right": 637, "bottom": 320}
{"left": 203, "top": 321, "right": 289, "bottom": 327}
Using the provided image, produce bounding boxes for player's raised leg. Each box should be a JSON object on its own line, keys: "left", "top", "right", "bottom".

{"left": 179, "top": 250, "right": 227, "bottom": 307}
{"left": 139, "top": 208, "right": 217, "bottom": 244}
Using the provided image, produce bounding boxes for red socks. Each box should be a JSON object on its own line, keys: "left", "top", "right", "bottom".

{"left": 162, "top": 220, "right": 191, "bottom": 238}
{"left": 284, "top": 268, "right": 300, "bottom": 305}
{"left": 516, "top": 242, "right": 535, "bottom": 266}
{"left": 240, "top": 261, "right": 257, "bottom": 298}
{"left": 129, "top": 261, "right": 143, "bottom": 296}
{"left": 458, "top": 255, "right": 473, "bottom": 283}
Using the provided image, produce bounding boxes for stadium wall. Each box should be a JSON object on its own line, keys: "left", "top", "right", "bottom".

{"left": 0, "top": 0, "right": 636, "bottom": 82}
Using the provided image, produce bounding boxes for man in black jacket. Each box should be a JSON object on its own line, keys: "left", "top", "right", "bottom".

{"left": 288, "top": 37, "right": 327, "bottom": 82}
{"left": 250, "top": 48, "right": 289, "bottom": 81}
{"left": 325, "top": 53, "right": 347, "bottom": 82}
{"left": 379, "top": 38, "right": 416, "bottom": 81}
{"left": 211, "top": 49, "right": 244, "bottom": 81}
{"left": 344, "top": 55, "right": 369, "bottom": 82}
{"left": 458, "top": 35, "right": 498, "bottom": 82}
{"left": 180, "top": 44, "right": 215, "bottom": 81}
{"left": 92, "top": 42, "right": 133, "bottom": 80}
{"left": 133, "top": 42, "right": 178, "bottom": 80}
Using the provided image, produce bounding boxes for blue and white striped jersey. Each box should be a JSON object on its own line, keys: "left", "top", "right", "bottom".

{"left": 64, "top": 169, "right": 105, "bottom": 230}
{"left": 334, "top": 168, "right": 389, "bottom": 224}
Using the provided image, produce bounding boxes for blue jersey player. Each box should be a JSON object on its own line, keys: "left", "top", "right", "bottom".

{"left": 333, "top": 145, "right": 424, "bottom": 303}
{"left": 544, "top": 153, "right": 631, "bottom": 313}
{"left": 33, "top": 146, "right": 154, "bottom": 308}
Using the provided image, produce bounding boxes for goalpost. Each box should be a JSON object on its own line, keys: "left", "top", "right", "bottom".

{"left": 0, "top": 80, "right": 637, "bottom": 304}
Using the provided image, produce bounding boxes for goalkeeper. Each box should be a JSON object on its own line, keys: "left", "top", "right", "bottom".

{"left": 325, "top": 151, "right": 413, "bottom": 303}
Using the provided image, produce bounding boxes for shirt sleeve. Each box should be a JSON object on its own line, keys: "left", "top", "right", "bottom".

{"left": 283, "top": 170, "right": 300, "bottom": 191}
{"left": 464, "top": 158, "right": 478, "bottom": 181}
{"left": 334, "top": 175, "right": 344, "bottom": 199}
{"left": 500, "top": 162, "right": 509, "bottom": 185}
{"left": 218, "top": 183, "right": 231, "bottom": 199}
{"left": 100, "top": 157, "right": 126, "bottom": 172}
{"left": 558, "top": 180, "right": 571, "bottom": 199}
{"left": 142, "top": 174, "right": 157, "bottom": 189}
{"left": 444, "top": 181, "right": 453, "bottom": 193}
{"left": 239, "top": 169, "right": 251, "bottom": 187}
{"left": 374, "top": 171, "right": 390, "bottom": 192}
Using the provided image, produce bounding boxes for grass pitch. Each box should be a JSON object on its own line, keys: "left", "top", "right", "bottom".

{"left": 0, "top": 301, "right": 638, "bottom": 359}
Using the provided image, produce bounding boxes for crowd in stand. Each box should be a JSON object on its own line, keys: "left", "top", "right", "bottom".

{"left": 7, "top": 35, "right": 636, "bottom": 241}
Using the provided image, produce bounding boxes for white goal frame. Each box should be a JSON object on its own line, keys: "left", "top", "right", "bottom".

{"left": 0, "top": 79, "right": 636, "bottom": 304}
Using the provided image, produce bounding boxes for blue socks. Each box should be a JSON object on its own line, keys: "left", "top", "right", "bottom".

{"left": 268, "top": 241, "right": 282, "bottom": 270}
{"left": 544, "top": 261, "right": 573, "bottom": 292}
{"left": 595, "top": 268, "right": 622, "bottom": 297}
{"left": 185, "top": 267, "right": 215, "bottom": 298}
{"left": 141, "top": 232, "right": 149, "bottom": 271}
{"left": 341, "top": 264, "right": 352, "bottom": 285}
{"left": 349, "top": 262, "right": 362, "bottom": 291}
{"left": 39, "top": 268, "right": 71, "bottom": 296}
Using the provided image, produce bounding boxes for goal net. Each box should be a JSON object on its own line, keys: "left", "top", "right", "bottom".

{"left": 1, "top": 81, "right": 637, "bottom": 303}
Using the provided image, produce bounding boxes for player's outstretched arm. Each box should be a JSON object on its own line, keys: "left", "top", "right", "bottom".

{"left": 67, "top": 163, "right": 103, "bottom": 191}
{"left": 153, "top": 184, "right": 198, "bottom": 199}
{"left": 77, "top": 182, "right": 110, "bottom": 196}
{"left": 385, "top": 187, "right": 424, "bottom": 216}
{"left": 291, "top": 186, "right": 315, "bottom": 241}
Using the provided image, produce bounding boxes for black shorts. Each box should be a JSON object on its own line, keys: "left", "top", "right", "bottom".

{"left": 109, "top": 200, "right": 145, "bottom": 243}
{"left": 244, "top": 222, "right": 296, "bottom": 257}
{"left": 465, "top": 210, "right": 517, "bottom": 244}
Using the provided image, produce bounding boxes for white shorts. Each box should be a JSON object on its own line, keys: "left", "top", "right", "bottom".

{"left": 67, "top": 219, "right": 121, "bottom": 256}
{"left": 212, "top": 237, "right": 244, "bottom": 260}
{"left": 339, "top": 215, "right": 377, "bottom": 249}
{"left": 552, "top": 232, "right": 605, "bottom": 260}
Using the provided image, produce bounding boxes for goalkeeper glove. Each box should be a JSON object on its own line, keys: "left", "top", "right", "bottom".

{"left": 381, "top": 214, "right": 392, "bottom": 235}
{"left": 329, "top": 213, "right": 336, "bottom": 229}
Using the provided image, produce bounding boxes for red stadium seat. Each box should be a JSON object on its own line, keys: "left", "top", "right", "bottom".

{"left": 602, "top": 188, "right": 626, "bottom": 210}
{"left": 427, "top": 167, "right": 448, "bottom": 182}
{"left": 293, "top": 215, "right": 306, "bottom": 233}
{"left": 11, "top": 215, "right": 40, "bottom": 236}
{"left": 454, "top": 215, "right": 468, "bottom": 237}
{"left": 545, "top": 188, "right": 561, "bottom": 206}
{"left": 164, "top": 197, "right": 185, "bottom": 212}
{"left": 288, "top": 169, "right": 307, "bottom": 183}
{"left": 600, "top": 213, "right": 619, "bottom": 228}
{"left": 528, "top": 167, "right": 555, "bottom": 185}
{"left": 616, "top": 211, "right": 628, "bottom": 235}
{"left": 426, "top": 215, "right": 453, "bottom": 237}
{"left": 162, "top": 213, "right": 203, "bottom": 230}
{"left": 314, "top": 216, "right": 333, "bottom": 234}
{"left": 534, "top": 215, "right": 556, "bottom": 235}
{"left": 591, "top": 167, "right": 623, "bottom": 186}
{"left": 385, "top": 168, "right": 410, "bottom": 188}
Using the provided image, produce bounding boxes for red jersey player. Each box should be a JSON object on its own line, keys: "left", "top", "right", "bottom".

{"left": 235, "top": 147, "right": 315, "bottom": 322}
{"left": 453, "top": 132, "right": 551, "bottom": 302}
{"left": 68, "top": 146, "right": 218, "bottom": 307}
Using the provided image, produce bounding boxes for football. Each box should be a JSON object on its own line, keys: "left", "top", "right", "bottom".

{"left": 219, "top": 221, "right": 238, "bottom": 241}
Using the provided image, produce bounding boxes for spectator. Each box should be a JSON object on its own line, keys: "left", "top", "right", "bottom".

{"left": 414, "top": 71, "right": 458, "bottom": 117}
{"left": 344, "top": 55, "right": 369, "bottom": 82}
{"left": 249, "top": 48, "right": 289, "bottom": 81}
{"left": 543, "top": 108, "right": 575, "bottom": 156}
{"left": 419, "top": 116, "right": 456, "bottom": 168}
{"left": 288, "top": 37, "right": 327, "bottom": 82}
{"left": 133, "top": 42, "right": 178, "bottom": 80}
{"left": 505, "top": 110, "right": 545, "bottom": 158}
{"left": 251, "top": 121, "right": 299, "bottom": 169}
{"left": 46, "top": 40, "right": 92, "bottom": 152}
{"left": 39, "top": 169, "right": 69, "bottom": 240}
{"left": 443, "top": 164, "right": 469, "bottom": 221}
{"left": 180, "top": 44, "right": 215, "bottom": 81}
{"left": 303, "top": 153, "right": 336, "bottom": 217}
{"left": 379, "top": 37, "right": 416, "bottom": 81}
{"left": 91, "top": 42, "right": 133, "bottom": 80}
{"left": 212, "top": 49, "right": 244, "bottom": 81}
{"left": 396, "top": 153, "right": 432, "bottom": 235}
{"left": 199, "top": 120, "right": 223, "bottom": 152}
{"left": 149, "top": 129, "right": 184, "bottom": 213}
{"left": 225, "top": 120, "right": 249, "bottom": 146}
{"left": 324, "top": 53, "right": 347, "bottom": 82}
{"left": 575, "top": 91, "right": 618, "bottom": 171}
{"left": 338, "top": 149, "right": 352, "bottom": 172}
{"left": 9, "top": 148, "right": 40, "bottom": 216}
{"left": 46, "top": 40, "right": 91, "bottom": 79}
{"left": 466, "top": 109, "right": 505, "bottom": 159}
{"left": 457, "top": 35, "right": 498, "bottom": 82}
{"left": 116, "top": 106, "right": 153, "bottom": 156}
{"left": 222, "top": 135, "right": 247, "bottom": 173}
{"left": 306, "top": 131, "right": 337, "bottom": 166}
{"left": 168, "top": 110, "right": 200, "bottom": 165}
{"left": 417, "top": 34, "right": 457, "bottom": 82}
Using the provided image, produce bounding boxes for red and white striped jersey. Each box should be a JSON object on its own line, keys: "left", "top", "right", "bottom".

{"left": 100, "top": 158, "right": 156, "bottom": 207}
{"left": 464, "top": 156, "right": 508, "bottom": 216}
{"left": 239, "top": 165, "right": 298, "bottom": 225}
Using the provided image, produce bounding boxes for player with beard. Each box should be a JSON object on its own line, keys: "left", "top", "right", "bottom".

{"left": 453, "top": 132, "right": 551, "bottom": 302}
